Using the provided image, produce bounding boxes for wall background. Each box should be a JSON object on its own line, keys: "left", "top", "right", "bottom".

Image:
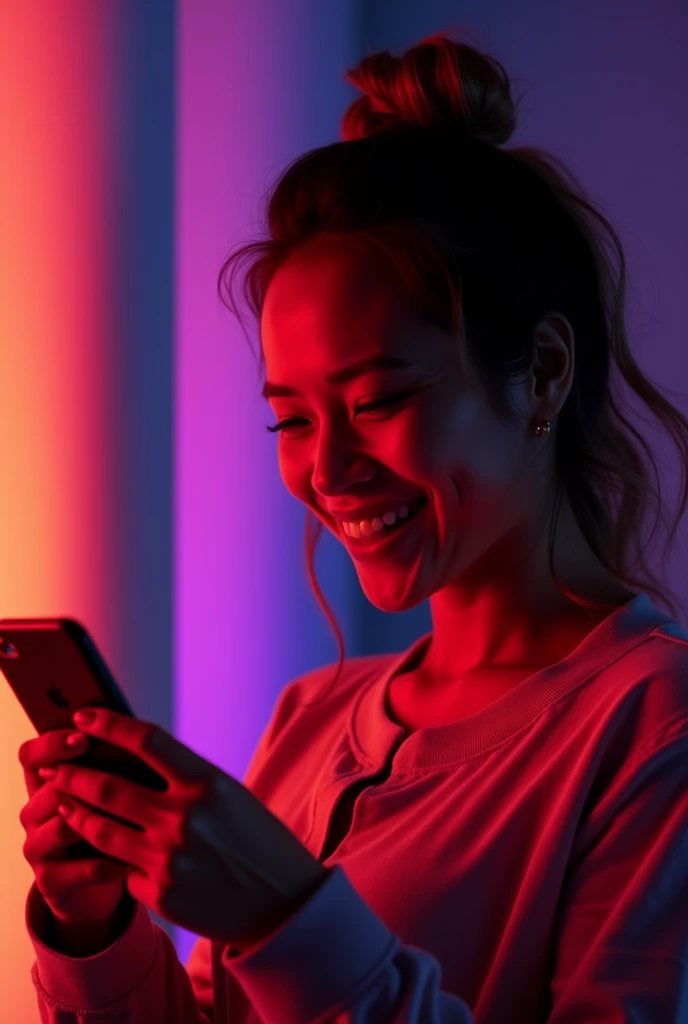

{"left": 1, "top": 1, "right": 685, "bottom": 1019}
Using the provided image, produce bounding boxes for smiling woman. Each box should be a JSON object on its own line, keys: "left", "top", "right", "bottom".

{"left": 217, "top": 30, "right": 688, "bottom": 714}
{"left": 255, "top": 231, "right": 643, "bottom": 693}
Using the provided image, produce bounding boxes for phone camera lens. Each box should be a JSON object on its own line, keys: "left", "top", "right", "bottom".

{"left": 0, "top": 638, "right": 19, "bottom": 659}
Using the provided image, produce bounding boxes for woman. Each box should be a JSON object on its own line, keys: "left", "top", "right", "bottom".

{"left": 216, "top": 29, "right": 688, "bottom": 1022}
{"left": 27, "top": 29, "right": 688, "bottom": 1024}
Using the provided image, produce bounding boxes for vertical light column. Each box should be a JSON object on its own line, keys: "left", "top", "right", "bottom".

{"left": 0, "top": 3, "right": 125, "bottom": 1018}
{"left": 174, "top": 0, "right": 361, "bottom": 964}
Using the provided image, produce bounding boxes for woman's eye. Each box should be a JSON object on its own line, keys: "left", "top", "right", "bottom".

{"left": 358, "top": 393, "right": 409, "bottom": 413}
{"left": 265, "top": 390, "right": 417, "bottom": 434}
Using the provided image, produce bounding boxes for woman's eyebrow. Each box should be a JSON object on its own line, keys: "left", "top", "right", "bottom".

{"left": 262, "top": 354, "right": 412, "bottom": 400}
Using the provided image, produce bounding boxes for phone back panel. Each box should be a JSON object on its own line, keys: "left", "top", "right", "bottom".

{"left": 0, "top": 616, "right": 167, "bottom": 793}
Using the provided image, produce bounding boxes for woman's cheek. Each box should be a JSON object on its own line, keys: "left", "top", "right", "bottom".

{"left": 396, "top": 406, "right": 441, "bottom": 467}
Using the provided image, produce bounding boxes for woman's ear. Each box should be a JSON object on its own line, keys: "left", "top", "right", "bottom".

{"left": 530, "top": 313, "right": 574, "bottom": 411}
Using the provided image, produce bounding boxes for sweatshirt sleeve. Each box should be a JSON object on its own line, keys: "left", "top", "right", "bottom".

{"left": 547, "top": 715, "right": 688, "bottom": 1022}
{"left": 220, "top": 717, "right": 688, "bottom": 1023}
{"left": 25, "top": 879, "right": 217, "bottom": 1023}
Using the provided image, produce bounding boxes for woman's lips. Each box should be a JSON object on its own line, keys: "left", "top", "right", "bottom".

{"left": 342, "top": 497, "right": 429, "bottom": 560}
{"left": 341, "top": 496, "right": 427, "bottom": 539}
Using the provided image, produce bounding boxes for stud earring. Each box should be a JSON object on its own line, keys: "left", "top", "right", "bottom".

{"left": 535, "top": 419, "right": 552, "bottom": 437}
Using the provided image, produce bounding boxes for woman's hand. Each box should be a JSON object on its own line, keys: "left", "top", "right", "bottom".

{"left": 37, "top": 708, "right": 329, "bottom": 950}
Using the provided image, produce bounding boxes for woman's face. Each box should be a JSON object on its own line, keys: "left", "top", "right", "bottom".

{"left": 260, "top": 241, "right": 557, "bottom": 613}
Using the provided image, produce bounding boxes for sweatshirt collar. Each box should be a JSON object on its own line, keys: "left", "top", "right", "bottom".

{"left": 348, "top": 592, "right": 679, "bottom": 770}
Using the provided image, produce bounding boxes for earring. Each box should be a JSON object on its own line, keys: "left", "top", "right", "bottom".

{"left": 535, "top": 419, "right": 552, "bottom": 437}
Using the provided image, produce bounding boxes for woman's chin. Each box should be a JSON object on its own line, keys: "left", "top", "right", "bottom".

{"left": 359, "top": 576, "right": 428, "bottom": 615}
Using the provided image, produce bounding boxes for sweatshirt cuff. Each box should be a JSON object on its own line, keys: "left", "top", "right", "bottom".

{"left": 223, "top": 864, "right": 398, "bottom": 1022}
{"left": 25, "top": 880, "right": 160, "bottom": 1009}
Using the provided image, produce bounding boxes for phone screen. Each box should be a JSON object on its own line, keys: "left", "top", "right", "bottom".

{"left": 1, "top": 617, "right": 168, "bottom": 859}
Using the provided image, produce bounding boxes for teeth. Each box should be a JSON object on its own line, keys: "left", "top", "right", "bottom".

{"left": 342, "top": 499, "right": 421, "bottom": 539}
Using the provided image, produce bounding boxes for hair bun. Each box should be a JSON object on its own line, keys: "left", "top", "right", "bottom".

{"left": 342, "top": 32, "right": 517, "bottom": 147}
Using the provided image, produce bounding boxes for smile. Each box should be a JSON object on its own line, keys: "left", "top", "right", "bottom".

{"left": 341, "top": 497, "right": 428, "bottom": 559}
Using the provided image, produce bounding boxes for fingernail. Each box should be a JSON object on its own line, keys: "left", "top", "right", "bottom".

{"left": 73, "top": 710, "right": 95, "bottom": 726}
{"left": 38, "top": 766, "right": 57, "bottom": 779}
{"left": 66, "top": 732, "right": 86, "bottom": 748}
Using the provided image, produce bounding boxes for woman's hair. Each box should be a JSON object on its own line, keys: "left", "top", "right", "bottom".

{"left": 217, "top": 29, "right": 688, "bottom": 706}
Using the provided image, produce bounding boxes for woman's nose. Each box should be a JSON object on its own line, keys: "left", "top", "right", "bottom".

{"left": 310, "top": 424, "right": 369, "bottom": 495}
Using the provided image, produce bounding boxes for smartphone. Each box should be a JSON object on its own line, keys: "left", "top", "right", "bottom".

{"left": 1, "top": 616, "right": 168, "bottom": 860}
